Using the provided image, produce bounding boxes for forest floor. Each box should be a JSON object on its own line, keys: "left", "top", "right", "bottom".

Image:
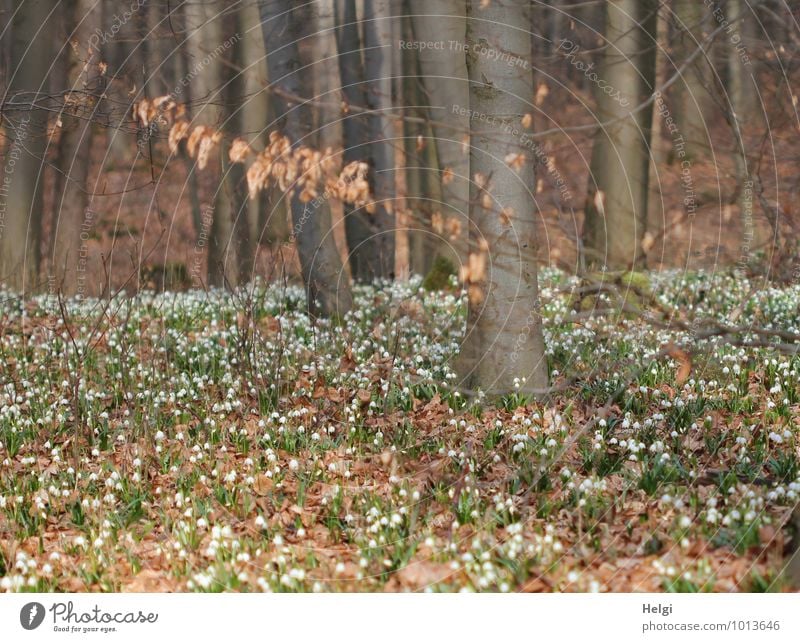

{"left": 1, "top": 269, "right": 799, "bottom": 592}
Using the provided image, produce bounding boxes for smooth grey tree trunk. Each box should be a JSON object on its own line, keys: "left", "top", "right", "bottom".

{"left": 219, "top": 8, "right": 252, "bottom": 287}
{"left": 648, "top": 4, "right": 669, "bottom": 242}
{"left": 583, "top": 0, "right": 657, "bottom": 270}
{"left": 334, "top": 0, "right": 383, "bottom": 281}
{"left": 0, "top": 0, "right": 53, "bottom": 293}
{"left": 50, "top": 0, "right": 101, "bottom": 296}
{"left": 184, "top": 0, "right": 233, "bottom": 288}
{"left": 725, "top": 0, "right": 762, "bottom": 250}
{"left": 457, "top": 0, "right": 548, "bottom": 397}
{"left": 675, "top": 0, "right": 711, "bottom": 159}
{"left": 239, "top": 0, "right": 280, "bottom": 261}
{"left": 362, "top": 0, "right": 397, "bottom": 280}
{"left": 259, "top": 0, "right": 352, "bottom": 318}
{"left": 409, "top": 0, "right": 468, "bottom": 273}
{"left": 400, "top": 10, "right": 444, "bottom": 277}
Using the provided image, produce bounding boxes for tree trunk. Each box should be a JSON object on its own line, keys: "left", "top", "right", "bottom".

{"left": 401, "top": 11, "right": 432, "bottom": 274}
{"left": 0, "top": 0, "right": 53, "bottom": 293}
{"left": 583, "top": 0, "right": 657, "bottom": 270}
{"left": 184, "top": 0, "right": 232, "bottom": 288}
{"left": 458, "top": 0, "right": 548, "bottom": 397}
{"left": 725, "top": 0, "right": 761, "bottom": 250}
{"left": 675, "top": 0, "right": 711, "bottom": 159}
{"left": 50, "top": 0, "right": 101, "bottom": 296}
{"left": 362, "top": 0, "right": 396, "bottom": 280}
{"left": 648, "top": 4, "right": 669, "bottom": 241}
{"left": 409, "top": 0, "right": 468, "bottom": 273}
{"left": 225, "top": 7, "right": 253, "bottom": 286}
{"left": 334, "top": 0, "right": 382, "bottom": 281}
{"left": 259, "top": 0, "right": 352, "bottom": 318}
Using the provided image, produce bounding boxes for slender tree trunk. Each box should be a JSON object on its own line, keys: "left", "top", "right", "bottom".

{"left": 409, "top": 0, "right": 468, "bottom": 273}
{"left": 583, "top": 0, "right": 657, "bottom": 270}
{"left": 725, "top": 0, "right": 761, "bottom": 249}
{"left": 259, "top": 0, "right": 352, "bottom": 318}
{"left": 172, "top": 10, "right": 204, "bottom": 239}
{"left": 0, "top": 0, "right": 53, "bottom": 293}
{"left": 648, "top": 4, "right": 669, "bottom": 242}
{"left": 229, "top": 7, "right": 254, "bottom": 285}
{"left": 50, "top": 0, "right": 101, "bottom": 296}
{"left": 362, "top": 0, "right": 396, "bottom": 280}
{"left": 334, "top": 0, "right": 382, "bottom": 281}
{"left": 235, "top": 0, "right": 291, "bottom": 249}
{"left": 458, "top": 0, "right": 548, "bottom": 397}
{"left": 675, "top": 0, "right": 711, "bottom": 159}
{"left": 400, "top": 10, "right": 435, "bottom": 276}
{"left": 144, "top": 0, "right": 166, "bottom": 96}
{"left": 184, "top": 0, "right": 232, "bottom": 288}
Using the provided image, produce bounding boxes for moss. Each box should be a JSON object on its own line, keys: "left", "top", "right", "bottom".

{"left": 619, "top": 270, "right": 652, "bottom": 294}
{"left": 422, "top": 256, "right": 457, "bottom": 291}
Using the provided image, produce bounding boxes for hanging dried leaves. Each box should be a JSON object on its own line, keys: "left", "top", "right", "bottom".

{"left": 459, "top": 251, "right": 488, "bottom": 305}
{"left": 504, "top": 152, "right": 526, "bottom": 172}
{"left": 521, "top": 113, "right": 533, "bottom": 129}
{"left": 132, "top": 96, "right": 375, "bottom": 209}
{"left": 168, "top": 120, "right": 190, "bottom": 154}
{"left": 229, "top": 138, "right": 253, "bottom": 163}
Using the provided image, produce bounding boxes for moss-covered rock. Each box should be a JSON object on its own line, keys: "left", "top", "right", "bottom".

{"left": 422, "top": 256, "right": 457, "bottom": 291}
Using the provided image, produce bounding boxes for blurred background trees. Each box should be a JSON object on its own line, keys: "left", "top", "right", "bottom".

{"left": 1, "top": 0, "right": 798, "bottom": 391}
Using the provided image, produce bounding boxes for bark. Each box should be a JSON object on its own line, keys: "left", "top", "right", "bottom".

{"left": 400, "top": 11, "right": 437, "bottom": 276}
{"left": 409, "top": 0, "right": 468, "bottom": 272}
{"left": 143, "top": 0, "right": 166, "bottom": 97}
{"left": 50, "top": 0, "right": 101, "bottom": 296}
{"left": 259, "top": 0, "right": 352, "bottom": 318}
{"left": 675, "top": 0, "right": 711, "bottom": 159}
{"left": 334, "top": 0, "right": 381, "bottom": 281}
{"left": 173, "top": 10, "right": 204, "bottom": 239}
{"left": 0, "top": 0, "right": 53, "bottom": 293}
{"left": 458, "top": 0, "right": 548, "bottom": 397}
{"left": 648, "top": 4, "right": 669, "bottom": 238}
{"left": 184, "top": 0, "right": 232, "bottom": 288}
{"left": 583, "top": 0, "right": 657, "bottom": 270}
{"left": 362, "top": 0, "right": 396, "bottom": 280}
{"left": 725, "top": 0, "right": 760, "bottom": 249}
{"left": 239, "top": 0, "right": 286, "bottom": 259}
{"left": 229, "top": 7, "right": 254, "bottom": 285}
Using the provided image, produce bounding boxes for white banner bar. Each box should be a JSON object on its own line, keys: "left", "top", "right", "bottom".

{"left": 0, "top": 593, "right": 797, "bottom": 641}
